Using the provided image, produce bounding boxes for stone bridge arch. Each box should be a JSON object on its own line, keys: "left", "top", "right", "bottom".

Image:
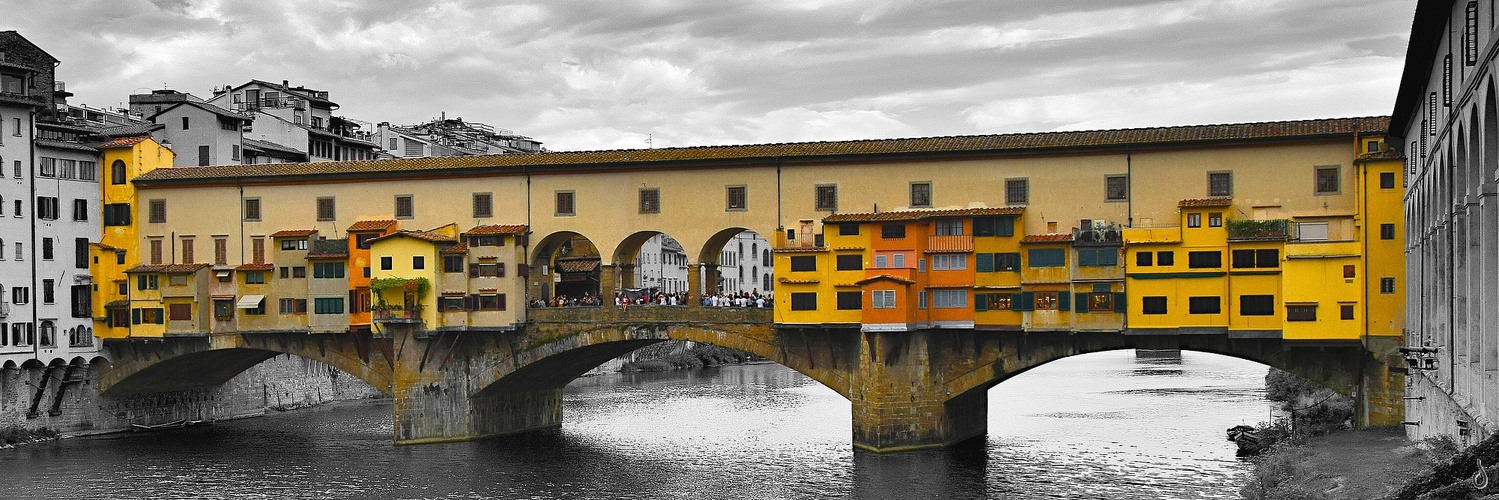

{"left": 98, "top": 333, "right": 394, "bottom": 397}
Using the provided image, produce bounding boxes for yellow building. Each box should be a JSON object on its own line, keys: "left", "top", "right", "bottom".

{"left": 91, "top": 136, "right": 175, "bottom": 339}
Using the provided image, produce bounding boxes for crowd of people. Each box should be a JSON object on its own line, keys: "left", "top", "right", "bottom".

{"left": 528, "top": 289, "right": 773, "bottom": 308}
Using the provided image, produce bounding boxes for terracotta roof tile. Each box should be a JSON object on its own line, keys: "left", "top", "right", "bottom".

{"left": 306, "top": 251, "right": 348, "bottom": 259}
{"left": 555, "top": 259, "right": 601, "bottom": 273}
{"left": 347, "top": 219, "right": 398, "bottom": 232}
{"left": 1020, "top": 234, "right": 1074, "bottom": 243}
{"left": 463, "top": 224, "right": 527, "bottom": 236}
{"left": 441, "top": 243, "right": 469, "bottom": 254}
{"left": 777, "top": 277, "right": 820, "bottom": 284}
{"left": 1178, "top": 198, "right": 1234, "bottom": 208}
{"left": 95, "top": 136, "right": 151, "bottom": 149}
{"left": 126, "top": 263, "right": 210, "bottom": 273}
{"left": 368, "top": 230, "right": 455, "bottom": 244}
{"left": 773, "top": 247, "right": 829, "bottom": 253}
{"left": 236, "top": 263, "right": 275, "bottom": 271}
{"left": 824, "top": 207, "right": 1025, "bottom": 223}
{"left": 131, "top": 116, "right": 1391, "bottom": 185}
{"left": 855, "top": 274, "right": 917, "bottom": 285}
{"left": 270, "top": 229, "right": 318, "bottom": 237}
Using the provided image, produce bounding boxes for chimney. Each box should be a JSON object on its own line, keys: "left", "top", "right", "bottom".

{"left": 282, "top": 80, "right": 289, "bottom": 88}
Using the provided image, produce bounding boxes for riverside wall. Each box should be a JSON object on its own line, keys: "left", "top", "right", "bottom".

{"left": 0, "top": 354, "right": 384, "bottom": 437}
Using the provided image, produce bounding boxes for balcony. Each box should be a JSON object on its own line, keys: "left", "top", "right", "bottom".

{"left": 1072, "top": 224, "right": 1122, "bottom": 246}
{"left": 373, "top": 307, "right": 423, "bottom": 324}
{"left": 926, "top": 235, "right": 973, "bottom": 252}
{"left": 1227, "top": 219, "right": 1289, "bottom": 241}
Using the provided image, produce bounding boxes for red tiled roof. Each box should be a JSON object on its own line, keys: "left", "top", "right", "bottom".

{"left": 306, "top": 251, "right": 348, "bottom": 259}
{"left": 126, "top": 263, "right": 210, "bottom": 273}
{"left": 368, "top": 230, "right": 456, "bottom": 244}
{"left": 463, "top": 224, "right": 527, "bottom": 235}
{"left": 555, "top": 259, "right": 601, "bottom": 273}
{"left": 236, "top": 263, "right": 275, "bottom": 271}
{"left": 91, "top": 242, "right": 121, "bottom": 251}
{"left": 1020, "top": 234, "right": 1074, "bottom": 243}
{"left": 778, "top": 277, "right": 820, "bottom": 284}
{"left": 270, "top": 229, "right": 318, "bottom": 238}
{"left": 347, "top": 219, "right": 398, "bottom": 232}
{"left": 131, "top": 117, "right": 1391, "bottom": 185}
{"left": 1179, "top": 198, "right": 1234, "bottom": 208}
{"left": 824, "top": 207, "right": 1025, "bottom": 223}
{"left": 95, "top": 136, "right": 151, "bottom": 149}
{"left": 441, "top": 243, "right": 469, "bottom": 254}
{"left": 855, "top": 274, "right": 917, "bottom": 285}
{"left": 773, "top": 247, "right": 829, "bottom": 253}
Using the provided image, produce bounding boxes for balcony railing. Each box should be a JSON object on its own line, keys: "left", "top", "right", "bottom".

{"left": 1072, "top": 224, "right": 1122, "bottom": 246}
{"left": 926, "top": 235, "right": 974, "bottom": 252}
{"left": 373, "top": 308, "right": 423, "bottom": 324}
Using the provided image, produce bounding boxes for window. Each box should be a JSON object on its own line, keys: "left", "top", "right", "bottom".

{"left": 1315, "top": 166, "right": 1340, "bottom": 195}
{"left": 1380, "top": 172, "right": 1395, "bottom": 189}
{"left": 1027, "top": 248, "right": 1065, "bottom": 267}
{"left": 1188, "top": 296, "right": 1220, "bottom": 314}
{"left": 1187, "top": 251, "right": 1221, "bottom": 269}
{"left": 726, "top": 186, "right": 747, "bottom": 211}
{"left": 181, "top": 116, "right": 190, "bottom": 130}
{"left": 1343, "top": 265, "right": 1355, "bottom": 279}
{"left": 837, "top": 291, "right": 862, "bottom": 310}
{"left": 444, "top": 255, "right": 464, "bottom": 273}
{"left": 42, "top": 279, "right": 54, "bottom": 304}
{"left": 972, "top": 216, "right": 1015, "bottom": 237}
{"left": 933, "top": 289, "right": 967, "bottom": 308}
{"left": 874, "top": 255, "right": 887, "bottom": 268}
{"left": 39, "top": 157, "right": 55, "bottom": 177}
{"left": 1208, "top": 171, "right": 1232, "bottom": 197}
{"left": 1142, "top": 296, "right": 1168, "bottom": 315}
{"left": 1034, "top": 291, "right": 1058, "bottom": 310}
{"left": 1380, "top": 277, "right": 1396, "bottom": 294}
{"left": 932, "top": 254, "right": 966, "bottom": 270}
{"left": 104, "top": 203, "right": 131, "bottom": 226}
{"left": 198, "top": 145, "right": 210, "bottom": 166}
{"left": 1208, "top": 212, "right": 1222, "bottom": 227}
{"left": 555, "top": 191, "right": 575, "bottom": 216}
{"left": 72, "top": 199, "right": 87, "bottom": 221}
{"left": 1187, "top": 213, "right": 1201, "bottom": 228}
{"left": 293, "top": 266, "right": 306, "bottom": 278}
{"left": 107, "top": 159, "right": 127, "bottom": 185}
{"left": 639, "top": 188, "right": 660, "bottom": 214}
{"left": 1380, "top": 224, "right": 1395, "bottom": 240}
{"left": 1005, "top": 178, "right": 1028, "bottom": 205}
{"left": 994, "top": 252, "right": 1019, "bottom": 271}
{"left": 1231, "top": 249, "right": 1279, "bottom": 269}
{"left": 1340, "top": 304, "right": 1355, "bottom": 320}
{"left": 789, "top": 256, "right": 816, "bottom": 272}
{"left": 935, "top": 220, "right": 963, "bottom": 236}
{"left": 149, "top": 239, "right": 162, "bottom": 264}
{"left": 314, "top": 262, "right": 346, "bottom": 278}
{"left": 790, "top": 292, "right": 817, "bottom": 311}
{"left": 79, "top": 160, "right": 95, "bottom": 181}
{"left": 412, "top": 256, "right": 425, "bottom": 270}
{"left": 279, "top": 298, "right": 308, "bottom": 314}
{"left": 314, "top": 297, "right": 345, "bottom": 315}
{"left": 881, "top": 224, "right": 906, "bottom": 239}
{"left": 838, "top": 224, "right": 859, "bottom": 236}
{"left": 36, "top": 196, "right": 58, "bottom": 220}
{"left": 214, "top": 238, "right": 227, "bottom": 265}
{"left": 983, "top": 293, "right": 1012, "bottom": 311}
{"left": 75, "top": 238, "right": 88, "bottom": 269}
{"left": 871, "top": 290, "right": 896, "bottom": 309}
{"left": 835, "top": 254, "right": 863, "bottom": 271}
{"left": 910, "top": 182, "right": 931, "bottom": 207}
{"left": 1087, "top": 292, "right": 1115, "bottom": 312}
{"left": 1136, "top": 252, "right": 1153, "bottom": 267}
{"left": 316, "top": 197, "right": 335, "bottom": 221}
{"left": 473, "top": 193, "right": 493, "bottom": 218}
{"left": 1105, "top": 175, "right": 1128, "bottom": 201}
{"left": 1239, "top": 295, "right": 1275, "bottom": 316}
{"left": 390, "top": 194, "right": 415, "bottom": 219}
{"left": 1286, "top": 305, "right": 1317, "bottom": 321}
{"left": 470, "top": 262, "right": 502, "bottom": 277}
{"left": 41, "top": 237, "right": 53, "bottom": 260}
{"left": 137, "top": 274, "right": 158, "bottom": 290}
{"left": 1298, "top": 222, "right": 1329, "bottom": 241}
{"left": 380, "top": 256, "right": 392, "bottom": 270}
{"left": 479, "top": 294, "right": 506, "bottom": 311}
{"left": 1466, "top": 1, "right": 1480, "bottom": 64}
{"left": 815, "top": 184, "right": 837, "bottom": 211}
{"left": 169, "top": 303, "right": 193, "bottom": 321}
{"left": 11, "top": 286, "right": 28, "bottom": 305}
{"left": 1075, "top": 248, "right": 1118, "bottom": 267}
{"left": 281, "top": 238, "right": 308, "bottom": 250}
{"left": 38, "top": 321, "right": 54, "bottom": 348}
{"left": 244, "top": 271, "right": 265, "bottom": 285}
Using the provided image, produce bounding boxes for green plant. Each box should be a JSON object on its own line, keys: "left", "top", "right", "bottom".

{"left": 1226, "top": 218, "right": 1289, "bottom": 239}
{"left": 369, "top": 277, "right": 431, "bottom": 298}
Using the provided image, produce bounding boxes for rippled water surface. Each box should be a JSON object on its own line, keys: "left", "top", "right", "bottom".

{"left": 1, "top": 350, "right": 1271, "bottom": 499}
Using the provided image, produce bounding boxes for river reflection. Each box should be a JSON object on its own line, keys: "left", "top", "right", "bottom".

{"left": 1, "top": 349, "right": 1270, "bottom": 499}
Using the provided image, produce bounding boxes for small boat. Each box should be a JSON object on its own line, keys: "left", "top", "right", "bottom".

{"left": 131, "top": 419, "right": 211, "bottom": 432}
{"left": 1226, "top": 425, "right": 1261, "bottom": 456}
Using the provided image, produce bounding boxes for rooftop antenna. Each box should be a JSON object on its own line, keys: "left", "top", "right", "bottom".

{"left": 646, "top": 134, "right": 653, "bottom": 149}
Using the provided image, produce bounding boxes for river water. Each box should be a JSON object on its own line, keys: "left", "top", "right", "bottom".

{"left": 1, "top": 349, "right": 1272, "bottom": 499}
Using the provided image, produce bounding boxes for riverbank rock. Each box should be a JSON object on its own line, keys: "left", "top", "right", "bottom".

{"left": 1391, "top": 432, "right": 1499, "bottom": 499}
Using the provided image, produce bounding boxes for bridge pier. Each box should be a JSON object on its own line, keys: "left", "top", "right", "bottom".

{"left": 849, "top": 331, "right": 988, "bottom": 453}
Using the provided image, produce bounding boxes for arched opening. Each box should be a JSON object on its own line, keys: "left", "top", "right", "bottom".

{"left": 697, "top": 228, "right": 773, "bottom": 305}
{"left": 529, "top": 231, "right": 603, "bottom": 306}
{"left": 101, "top": 346, "right": 390, "bottom": 397}
{"left": 610, "top": 231, "right": 690, "bottom": 305}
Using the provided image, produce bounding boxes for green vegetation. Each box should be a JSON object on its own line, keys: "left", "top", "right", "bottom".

{"left": 369, "top": 277, "right": 431, "bottom": 298}
{"left": 1264, "top": 368, "right": 1353, "bottom": 437}
{"left": 1226, "top": 219, "right": 1289, "bottom": 239}
{"left": 621, "top": 344, "right": 758, "bottom": 372}
{"left": 0, "top": 426, "right": 59, "bottom": 446}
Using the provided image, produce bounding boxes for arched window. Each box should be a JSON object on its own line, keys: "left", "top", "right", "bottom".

{"left": 762, "top": 249, "right": 770, "bottom": 267}
{"left": 111, "top": 160, "right": 127, "bottom": 185}
{"left": 40, "top": 320, "right": 56, "bottom": 347}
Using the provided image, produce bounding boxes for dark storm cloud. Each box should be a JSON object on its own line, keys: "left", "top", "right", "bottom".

{"left": 3, "top": 0, "right": 1416, "bottom": 150}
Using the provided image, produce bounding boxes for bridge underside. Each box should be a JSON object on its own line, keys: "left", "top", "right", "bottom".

{"left": 98, "top": 311, "right": 1401, "bottom": 453}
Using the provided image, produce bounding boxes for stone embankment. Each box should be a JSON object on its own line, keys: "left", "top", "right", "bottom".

{"left": 583, "top": 340, "right": 760, "bottom": 374}
{"left": 0, "top": 354, "right": 384, "bottom": 446}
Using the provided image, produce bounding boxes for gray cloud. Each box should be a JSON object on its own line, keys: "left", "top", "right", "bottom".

{"left": 5, "top": 0, "right": 1416, "bottom": 150}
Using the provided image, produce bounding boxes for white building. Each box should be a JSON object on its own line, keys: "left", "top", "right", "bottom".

{"left": 34, "top": 125, "right": 101, "bottom": 362}
{"left": 633, "top": 233, "right": 688, "bottom": 293}
{"left": 713, "top": 231, "right": 771, "bottom": 295}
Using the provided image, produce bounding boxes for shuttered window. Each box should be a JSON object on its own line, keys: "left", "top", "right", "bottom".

{"left": 836, "top": 291, "right": 862, "bottom": 310}
{"left": 1027, "top": 248, "right": 1065, "bottom": 268}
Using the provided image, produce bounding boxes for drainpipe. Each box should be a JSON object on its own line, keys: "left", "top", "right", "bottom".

{"left": 1126, "top": 150, "right": 1133, "bottom": 227}
{"left": 238, "top": 183, "right": 245, "bottom": 264}
{"left": 775, "top": 155, "right": 783, "bottom": 234}
{"left": 29, "top": 107, "right": 38, "bottom": 360}
{"left": 1447, "top": 159, "right": 1456, "bottom": 394}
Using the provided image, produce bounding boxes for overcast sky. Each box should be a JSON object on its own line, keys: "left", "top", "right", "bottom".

{"left": 7, "top": 0, "right": 1416, "bottom": 151}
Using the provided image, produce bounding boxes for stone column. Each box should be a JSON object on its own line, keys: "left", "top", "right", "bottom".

{"left": 849, "top": 330, "right": 987, "bottom": 452}
{"left": 703, "top": 264, "right": 720, "bottom": 296}
{"left": 599, "top": 264, "right": 618, "bottom": 309}
{"left": 687, "top": 264, "right": 702, "bottom": 309}
{"left": 617, "top": 263, "right": 636, "bottom": 289}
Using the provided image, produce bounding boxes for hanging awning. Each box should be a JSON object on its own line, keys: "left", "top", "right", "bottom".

{"left": 236, "top": 295, "right": 265, "bottom": 309}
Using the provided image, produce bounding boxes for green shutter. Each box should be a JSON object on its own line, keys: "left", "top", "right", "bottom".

{"left": 1007, "top": 253, "right": 1022, "bottom": 272}
{"left": 1099, "top": 249, "right": 1118, "bottom": 266}
{"left": 1078, "top": 249, "right": 1097, "bottom": 267}
{"left": 976, "top": 253, "right": 994, "bottom": 272}
{"left": 975, "top": 293, "right": 988, "bottom": 312}
{"left": 1058, "top": 291, "right": 1070, "bottom": 311}
{"left": 153, "top": 308, "right": 165, "bottom": 324}
{"left": 132, "top": 308, "right": 141, "bottom": 325}
{"left": 998, "top": 217, "right": 1015, "bottom": 237}
{"left": 1113, "top": 292, "right": 1127, "bottom": 313}
{"left": 1019, "top": 291, "right": 1035, "bottom": 311}
{"left": 1075, "top": 292, "right": 1089, "bottom": 312}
